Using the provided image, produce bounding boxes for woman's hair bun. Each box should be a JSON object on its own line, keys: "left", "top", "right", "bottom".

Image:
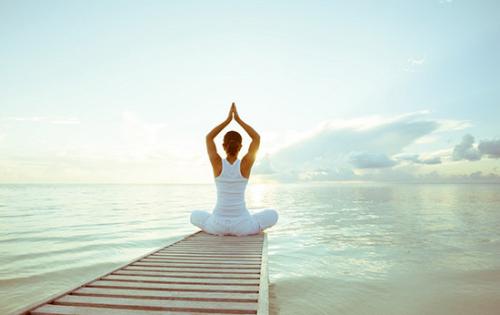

{"left": 224, "top": 131, "right": 242, "bottom": 155}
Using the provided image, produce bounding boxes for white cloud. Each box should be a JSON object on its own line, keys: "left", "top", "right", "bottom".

{"left": 403, "top": 57, "right": 426, "bottom": 72}
{"left": 6, "top": 116, "right": 80, "bottom": 125}
{"left": 395, "top": 153, "right": 442, "bottom": 165}
{"left": 349, "top": 152, "right": 397, "bottom": 169}
{"left": 118, "top": 111, "right": 167, "bottom": 160}
{"left": 452, "top": 134, "right": 500, "bottom": 161}
{"left": 415, "top": 135, "right": 438, "bottom": 144}
{"left": 417, "top": 171, "right": 500, "bottom": 184}
{"left": 478, "top": 139, "right": 500, "bottom": 159}
{"left": 434, "top": 119, "right": 471, "bottom": 132}
{"left": 452, "top": 134, "right": 481, "bottom": 161}
{"left": 252, "top": 154, "right": 276, "bottom": 175}
{"left": 49, "top": 119, "right": 81, "bottom": 125}
{"left": 408, "top": 57, "right": 425, "bottom": 65}
{"left": 0, "top": 111, "right": 201, "bottom": 183}
{"left": 419, "top": 156, "right": 442, "bottom": 165}
{"left": 361, "top": 168, "right": 500, "bottom": 184}
{"left": 253, "top": 112, "right": 493, "bottom": 182}
{"left": 298, "top": 167, "right": 357, "bottom": 181}
{"left": 0, "top": 125, "right": 5, "bottom": 143}
{"left": 267, "top": 111, "right": 440, "bottom": 173}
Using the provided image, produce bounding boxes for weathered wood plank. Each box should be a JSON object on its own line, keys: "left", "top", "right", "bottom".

{"left": 190, "top": 235, "right": 262, "bottom": 240}
{"left": 74, "top": 286, "right": 259, "bottom": 301}
{"left": 124, "top": 266, "right": 260, "bottom": 274}
{"left": 180, "top": 242, "right": 262, "bottom": 246}
{"left": 133, "top": 260, "right": 260, "bottom": 269}
{"left": 131, "top": 262, "right": 261, "bottom": 269}
{"left": 156, "top": 251, "right": 262, "bottom": 255}
{"left": 54, "top": 295, "right": 258, "bottom": 312}
{"left": 30, "top": 304, "right": 216, "bottom": 315}
{"left": 170, "top": 244, "right": 262, "bottom": 248}
{"left": 144, "top": 255, "right": 261, "bottom": 265}
{"left": 114, "top": 269, "right": 260, "bottom": 279}
{"left": 153, "top": 253, "right": 262, "bottom": 258}
{"left": 88, "top": 280, "right": 259, "bottom": 293}
{"left": 140, "top": 258, "right": 261, "bottom": 265}
{"left": 90, "top": 279, "right": 258, "bottom": 291}
{"left": 103, "top": 274, "right": 260, "bottom": 285}
{"left": 169, "top": 244, "right": 261, "bottom": 248}
{"left": 167, "top": 248, "right": 261, "bottom": 252}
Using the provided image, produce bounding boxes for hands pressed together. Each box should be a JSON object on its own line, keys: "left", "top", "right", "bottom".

{"left": 208, "top": 101, "right": 258, "bottom": 141}
{"left": 226, "top": 102, "right": 241, "bottom": 123}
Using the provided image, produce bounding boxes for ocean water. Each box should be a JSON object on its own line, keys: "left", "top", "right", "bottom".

{"left": 1, "top": 183, "right": 500, "bottom": 314}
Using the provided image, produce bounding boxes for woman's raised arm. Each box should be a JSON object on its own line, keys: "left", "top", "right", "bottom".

{"left": 206, "top": 104, "right": 234, "bottom": 174}
{"left": 233, "top": 105, "right": 260, "bottom": 177}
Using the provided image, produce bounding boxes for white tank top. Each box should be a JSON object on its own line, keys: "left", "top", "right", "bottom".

{"left": 213, "top": 158, "right": 250, "bottom": 218}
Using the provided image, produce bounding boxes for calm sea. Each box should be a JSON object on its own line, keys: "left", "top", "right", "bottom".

{"left": 1, "top": 183, "right": 500, "bottom": 314}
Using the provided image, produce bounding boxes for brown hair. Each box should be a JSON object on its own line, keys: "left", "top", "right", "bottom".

{"left": 223, "top": 131, "right": 242, "bottom": 156}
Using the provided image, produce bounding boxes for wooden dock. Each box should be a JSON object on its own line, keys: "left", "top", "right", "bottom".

{"left": 10, "top": 231, "right": 269, "bottom": 315}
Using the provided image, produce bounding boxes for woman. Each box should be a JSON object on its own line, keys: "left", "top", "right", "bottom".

{"left": 190, "top": 102, "right": 279, "bottom": 236}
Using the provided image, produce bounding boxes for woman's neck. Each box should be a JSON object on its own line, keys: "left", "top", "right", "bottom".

{"left": 226, "top": 155, "right": 238, "bottom": 164}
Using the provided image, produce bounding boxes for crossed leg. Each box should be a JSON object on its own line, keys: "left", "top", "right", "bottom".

{"left": 190, "top": 208, "right": 279, "bottom": 236}
{"left": 252, "top": 208, "right": 279, "bottom": 230}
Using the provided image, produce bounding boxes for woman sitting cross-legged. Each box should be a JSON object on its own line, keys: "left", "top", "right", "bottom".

{"left": 190, "top": 102, "right": 279, "bottom": 236}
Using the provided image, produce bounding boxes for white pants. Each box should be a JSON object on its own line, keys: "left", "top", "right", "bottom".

{"left": 190, "top": 209, "right": 279, "bottom": 236}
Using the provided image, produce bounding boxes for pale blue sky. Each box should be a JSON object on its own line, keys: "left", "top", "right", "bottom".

{"left": 1, "top": 1, "right": 499, "bottom": 183}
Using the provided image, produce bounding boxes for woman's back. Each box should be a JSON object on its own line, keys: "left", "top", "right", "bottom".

{"left": 213, "top": 158, "right": 249, "bottom": 217}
